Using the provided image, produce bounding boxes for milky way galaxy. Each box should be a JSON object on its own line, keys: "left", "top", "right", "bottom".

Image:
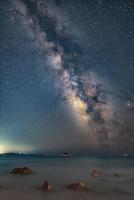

{"left": 0, "top": 0, "right": 134, "bottom": 156}
{"left": 13, "top": 0, "right": 117, "bottom": 145}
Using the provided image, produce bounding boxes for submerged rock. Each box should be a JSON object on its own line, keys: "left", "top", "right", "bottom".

{"left": 114, "top": 173, "right": 119, "bottom": 177}
{"left": 114, "top": 188, "right": 130, "bottom": 196}
{"left": 11, "top": 167, "right": 32, "bottom": 175}
{"left": 42, "top": 181, "right": 53, "bottom": 192}
{"left": 67, "top": 182, "right": 88, "bottom": 191}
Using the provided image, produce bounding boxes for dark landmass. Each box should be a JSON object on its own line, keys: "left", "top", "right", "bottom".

{"left": 0, "top": 153, "right": 72, "bottom": 158}
{"left": 0, "top": 153, "right": 134, "bottom": 159}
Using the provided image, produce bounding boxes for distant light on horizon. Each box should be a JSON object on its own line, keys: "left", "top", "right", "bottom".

{"left": 0, "top": 143, "right": 33, "bottom": 154}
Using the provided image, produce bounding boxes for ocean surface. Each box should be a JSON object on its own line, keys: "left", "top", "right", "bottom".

{"left": 0, "top": 156, "right": 134, "bottom": 200}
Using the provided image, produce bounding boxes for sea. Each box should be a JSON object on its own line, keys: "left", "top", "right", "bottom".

{"left": 0, "top": 156, "right": 133, "bottom": 200}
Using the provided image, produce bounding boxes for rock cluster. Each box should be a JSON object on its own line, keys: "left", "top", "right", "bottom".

{"left": 67, "top": 182, "right": 88, "bottom": 191}
{"left": 11, "top": 167, "right": 32, "bottom": 175}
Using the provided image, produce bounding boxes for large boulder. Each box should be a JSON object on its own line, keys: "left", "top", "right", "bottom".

{"left": 42, "top": 181, "right": 53, "bottom": 192}
{"left": 11, "top": 167, "right": 32, "bottom": 175}
{"left": 67, "top": 182, "right": 88, "bottom": 191}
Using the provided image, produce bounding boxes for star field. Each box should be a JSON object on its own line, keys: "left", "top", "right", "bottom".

{"left": 0, "top": 0, "right": 134, "bottom": 156}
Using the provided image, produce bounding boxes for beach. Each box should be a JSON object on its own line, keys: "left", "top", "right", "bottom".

{"left": 0, "top": 156, "right": 133, "bottom": 200}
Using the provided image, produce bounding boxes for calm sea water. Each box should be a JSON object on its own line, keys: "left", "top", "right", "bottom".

{"left": 0, "top": 156, "right": 133, "bottom": 200}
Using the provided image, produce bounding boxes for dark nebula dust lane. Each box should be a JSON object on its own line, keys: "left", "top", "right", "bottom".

{"left": 0, "top": 0, "right": 134, "bottom": 156}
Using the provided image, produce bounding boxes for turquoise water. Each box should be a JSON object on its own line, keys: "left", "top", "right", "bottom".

{"left": 0, "top": 156, "right": 134, "bottom": 200}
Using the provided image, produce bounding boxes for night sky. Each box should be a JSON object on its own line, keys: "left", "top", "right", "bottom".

{"left": 0, "top": 0, "right": 134, "bottom": 156}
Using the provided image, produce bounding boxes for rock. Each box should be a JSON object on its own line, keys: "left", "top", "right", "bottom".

{"left": 42, "top": 181, "right": 53, "bottom": 192}
{"left": 91, "top": 170, "right": 104, "bottom": 177}
{"left": 12, "top": 168, "right": 22, "bottom": 174}
{"left": 67, "top": 182, "right": 88, "bottom": 191}
{"left": 21, "top": 167, "right": 32, "bottom": 175}
{"left": 11, "top": 167, "right": 32, "bottom": 175}
{"left": 114, "top": 173, "right": 119, "bottom": 177}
